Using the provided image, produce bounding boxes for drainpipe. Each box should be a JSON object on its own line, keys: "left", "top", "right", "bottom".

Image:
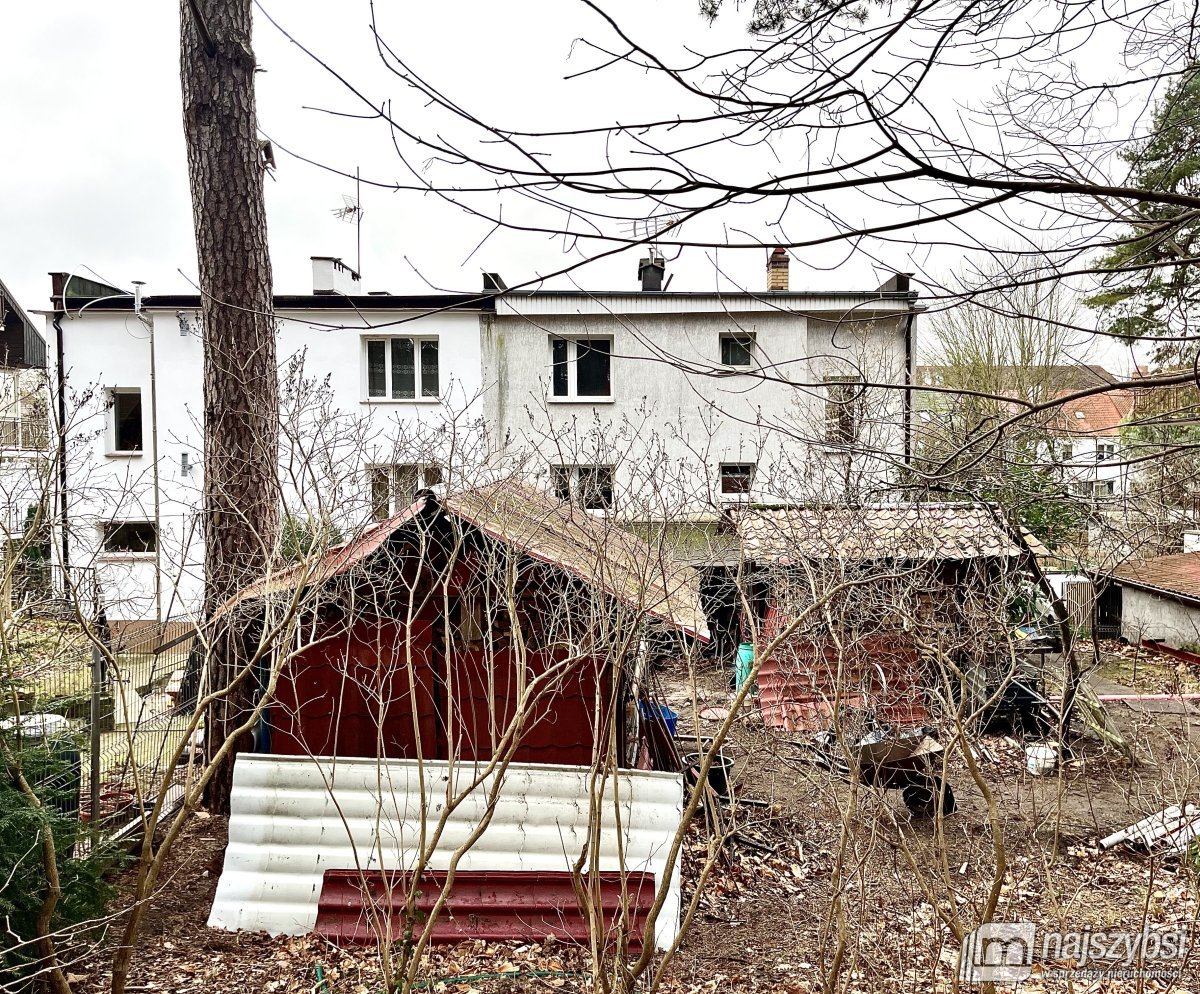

{"left": 52, "top": 312, "right": 69, "bottom": 573}
{"left": 902, "top": 300, "right": 916, "bottom": 473}
{"left": 132, "top": 283, "right": 163, "bottom": 625}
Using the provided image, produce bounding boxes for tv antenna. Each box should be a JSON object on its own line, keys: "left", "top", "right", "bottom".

{"left": 332, "top": 167, "right": 364, "bottom": 277}
{"left": 621, "top": 208, "right": 687, "bottom": 254}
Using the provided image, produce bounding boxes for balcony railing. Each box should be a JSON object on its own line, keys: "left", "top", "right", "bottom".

{"left": 0, "top": 416, "right": 49, "bottom": 450}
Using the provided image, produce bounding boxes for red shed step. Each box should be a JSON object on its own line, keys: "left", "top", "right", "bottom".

{"left": 315, "top": 869, "right": 656, "bottom": 950}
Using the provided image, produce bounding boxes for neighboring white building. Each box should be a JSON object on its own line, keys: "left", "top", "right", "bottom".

{"left": 47, "top": 253, "right": 920, "bottom": 630}
{"left": 0, "top": 276, "right": 48, "bottom": 542}
{"left": 47, "top": 261, "right": 489, "bottom": 632}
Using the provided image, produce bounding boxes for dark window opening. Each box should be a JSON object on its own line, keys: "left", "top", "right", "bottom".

{"left": 102, "top": 521, "right": 157, "bottom": 554}
{"left": 367, "top": 340, "right": 386, "bottom": 397}
{"left": 721, "top": 335, "right": 754, "bottom": 366}
{"left": 552, "top": 465, "right": 614, "bottom": 510}
{"left": 576, "top": 339, "right": 611, "bottom": 397}
{"left": 552, "top": 338, "right": 569, "bottom": 397}
{"left": 720, "top": 463, "right": 755, "bottom": 495}
{"left": 420, "top": 340, "right": 440, "bottom": 397}
{"left": 551, "top": 465, "right": 572, "bottom": 501}
{"left": 112, "top": 390, "right": 143, "bottom": 452}
{"left": 391, "top": 338, "right": 416, "bottom": 399}
{"left": 824, "top": 377, "right": 862, "bottom": 445}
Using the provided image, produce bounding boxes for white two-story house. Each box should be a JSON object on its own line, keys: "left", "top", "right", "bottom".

{"left": 47, "top": 260, "right": 489, "bottom": 633}
{"left": 47, "top": 253, "right": 919, "bottom": 633}
{"left": 485, "top": 252, "right": 920, "bottom": 514}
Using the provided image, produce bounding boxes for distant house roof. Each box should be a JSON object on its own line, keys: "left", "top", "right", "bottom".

{"left": 1110, "top": 552, "right": 1200, "bottom": 607}
{"left": 916, "top": 364, "right": 1118, "bottom": 391}
{"left": 735, "top": 502, "right": 1040, "bottom": 563}
{"left": 223, "top": 480, "right": 709, "bottom": 639}
{"left": 1050, "top": 389, "right": 1133, "bottom": 438}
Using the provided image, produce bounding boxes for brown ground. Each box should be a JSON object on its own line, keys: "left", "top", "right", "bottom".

{"left": 66, "top": 642, "right": 1200, "bottom": 994}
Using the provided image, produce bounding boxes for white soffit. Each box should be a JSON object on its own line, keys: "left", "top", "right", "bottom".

{"left": 208, "top": 754, "right": 686, "bottom": 951}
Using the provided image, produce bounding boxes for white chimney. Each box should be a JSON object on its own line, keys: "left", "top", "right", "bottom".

{"left": 311, "top": 256, "right": 362, "bottom": 295}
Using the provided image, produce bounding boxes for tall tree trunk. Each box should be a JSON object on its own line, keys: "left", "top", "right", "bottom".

{"left": 180, "top": 0, "right": 278, "bottom": 815}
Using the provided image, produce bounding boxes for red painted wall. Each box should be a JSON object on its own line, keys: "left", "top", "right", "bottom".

{"left": 270, "top": 609, "right": 611, "bottom": 766}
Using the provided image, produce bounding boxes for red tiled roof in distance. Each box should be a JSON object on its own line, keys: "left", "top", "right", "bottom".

{"left": 1050, "top": 390, "right": 1133, "bottom": 437}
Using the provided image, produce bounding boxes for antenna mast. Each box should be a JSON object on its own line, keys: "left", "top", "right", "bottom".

{"left": 332, "top": 167, "right": 365, "bottom": 278}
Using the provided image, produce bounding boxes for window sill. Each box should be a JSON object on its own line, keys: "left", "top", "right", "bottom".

{"left": 95, "top": 552, "right": 157, "bottom": 562}
{"left": 547, "top": 396, "right": 615, "bottom": 405}
{"left": 105, "top": 451, "right": 144, "bottom": 458}
{"left": 361, "top": 398, "right": 441, "bottom": 405}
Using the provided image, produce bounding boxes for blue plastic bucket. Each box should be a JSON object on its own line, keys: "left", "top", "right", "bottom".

{"left": 638, "top": 701, "right": 679, "bottom": 737}
{"left": 735, "top": 642, "right": 755, "bottom": 691}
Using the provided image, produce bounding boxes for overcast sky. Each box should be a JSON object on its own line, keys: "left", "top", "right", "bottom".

{"left": 0, "top": 2, "right": 1140, "bottom": 373}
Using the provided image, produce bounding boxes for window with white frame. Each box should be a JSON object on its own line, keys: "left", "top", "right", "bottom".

{"left": 550, "top": 337, "right": 612, "bottom": 400}
{"left": 368, "top": 463, "right": 443, "bottom": 520}
{"left": 720, "top": 333, "right": 755, "bottom": 367}
{"left": 107, "top": 388, "right": 143, "bottom": 454}
{"left": 364, "top": 337, "right": 440, "bottom": 400}
{"left": 100, "top": 520, "right": 157, "bottom": 555}
{"left": 551, "top": 464, "right": 614, "bottom": 510}
{"left": 1092, "top": 479, "right": 1115, "bottom": 499}
{"left": 719, "top": 462, "right": 755, "bottom": 495}
{"left": 1096, "top": 441, "right": 1117, "bottom": 461}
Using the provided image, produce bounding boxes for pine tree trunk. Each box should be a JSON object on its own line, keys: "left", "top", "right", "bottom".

{"left": 180, "top": 0, "right": 278, "bottom": 815}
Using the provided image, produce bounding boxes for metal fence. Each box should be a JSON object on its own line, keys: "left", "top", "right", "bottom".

{"left": 6, "top": 611, "right": 199, "bottom": 847}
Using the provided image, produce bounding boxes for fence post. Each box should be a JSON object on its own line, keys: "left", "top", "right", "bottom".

{"left": 89, "top": 644, "right": 102, "bottom": 835}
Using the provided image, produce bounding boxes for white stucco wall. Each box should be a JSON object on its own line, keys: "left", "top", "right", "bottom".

{"left": 1120, "top": 586, "right": 1200, "bottom": 649}
{"left": 51, "top": 303, "right": 485, "bottom": 624}
{"left": 487, "top": 294, "right": 913, "bottom": 511}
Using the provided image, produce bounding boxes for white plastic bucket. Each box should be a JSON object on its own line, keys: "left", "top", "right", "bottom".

{"left": 1025, "top": 743, "right": 1058, "bottom": 776}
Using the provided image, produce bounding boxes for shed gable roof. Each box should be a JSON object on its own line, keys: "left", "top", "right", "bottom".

{"left": 223, "top": 480, "right": 709, "bottom": 639}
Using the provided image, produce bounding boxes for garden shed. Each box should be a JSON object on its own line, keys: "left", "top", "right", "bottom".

{"left": 220, "top": 479, "right": 709, "bottom": 766}
{"left": 734, "top": 502, "right": 1039, "bottom": 731}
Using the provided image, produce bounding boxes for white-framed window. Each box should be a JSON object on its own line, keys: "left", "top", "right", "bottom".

{"left": 720, "top": 333, "right": 755, "bottom": 367}
{"left": 551, "top": 464, "right": 614, "bottom": 510}
{"left": 364, "top": 337, "right": 440, "bottom": 400}
{"left": 1096, "top": 441, "right": 1117, "bottom": 462}
{"left": 100, "top": 520, "right": 157, "bottom": 556}
{"left": 1092, "top": 479, "right": 1115, "bottom": 499}
{"left": 1057, "top": 440, "right": 1074, "bottom": 462}
{"left": 107, "top": 388, "right": 143, "bottom": 454}
{"left": 369, "top": 463, "right": 443, "bottom": 521}
{"left": 823, "top": 376, "right": 863, "bottom": 445}
{"left": 550, "top": 337, "right": 612, "bottom": 400}
{"left": 720, "top": 462, "right": 755, "bottom": 495}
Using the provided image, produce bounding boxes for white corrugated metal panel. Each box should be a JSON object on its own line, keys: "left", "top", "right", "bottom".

{"left": 495, "top": 292, "right": 913, "bottom": 317}
{"left": 208, "top": 754, "right": 685, "bottom": 950}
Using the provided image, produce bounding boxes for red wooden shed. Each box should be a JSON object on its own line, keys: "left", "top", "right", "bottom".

{"left": 221, "top": 480, "right": 709, "bottom": 767}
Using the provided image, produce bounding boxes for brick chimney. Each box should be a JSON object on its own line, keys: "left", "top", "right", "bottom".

{"left": 767, "top": 247, "right": 789, "bottom": 291}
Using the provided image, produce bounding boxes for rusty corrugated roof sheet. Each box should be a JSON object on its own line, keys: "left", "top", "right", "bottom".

{"left": 1111, "top": 551, "right": 1200, "bottom": 605}
{"left": 222, "top": 480, "right": 709, "bottom": 639}
{"left": 736, "top": 503, "right": 1031, "bottom": 563}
